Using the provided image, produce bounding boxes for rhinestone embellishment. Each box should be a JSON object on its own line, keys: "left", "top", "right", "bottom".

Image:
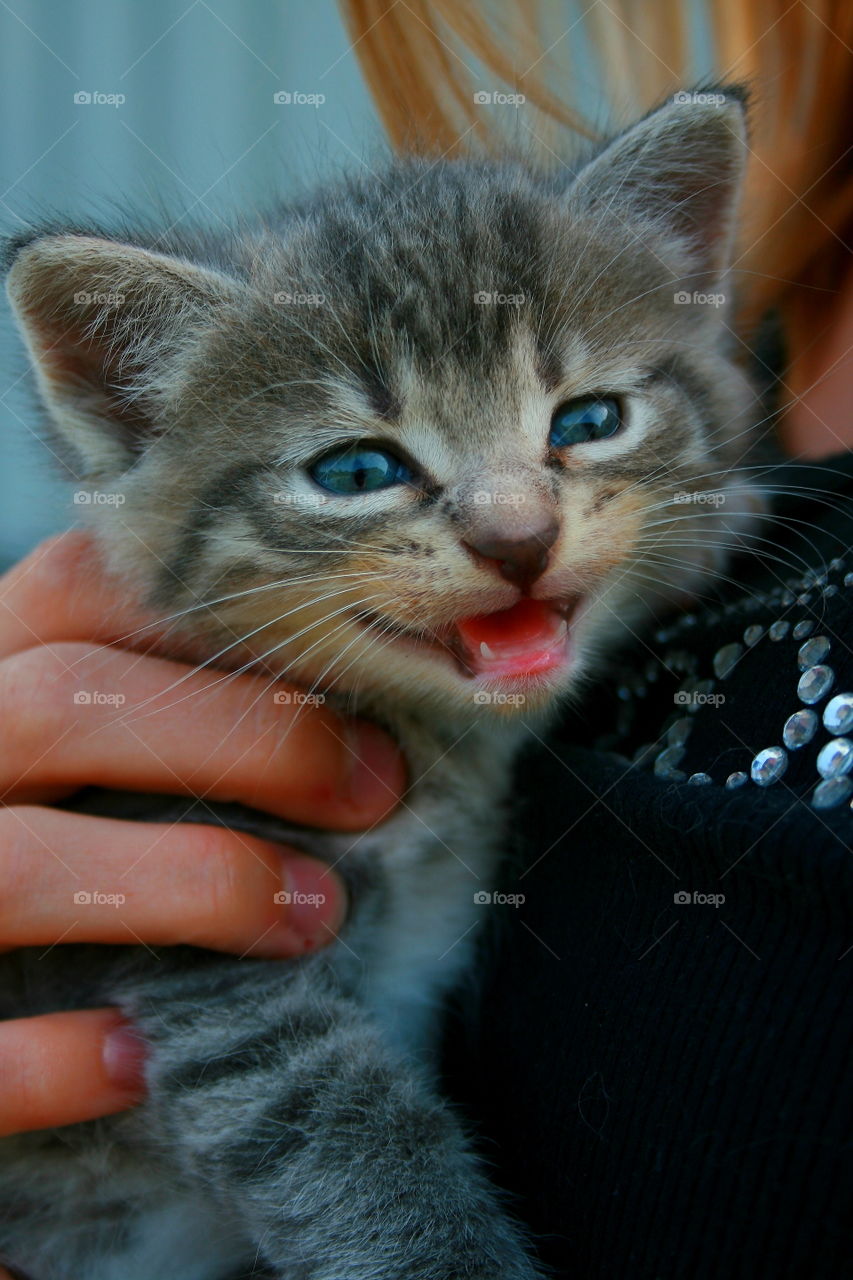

{"left": 816, "top": 738, "right": 853, "bottom": 779}
{"left": 725, "top": 771, "right": 748, "bottom": 790}
{"left": 782, "top": 709, "right": 819, "bottom": 749}
{"left": 750, "top": 746, "right": 788, "bottom": 786}
{"left": 797, "top": 665, "right": 835, "bottom": 705}
{"left": 713, "top": 642, "right": 743, "bottom": 679}
{"left": 824, "top": 693, "right": 853, "bottom": 736}
{"left": 792, "top": 620, "right": 814, "bottom": 640}
{"left": 687, "top": 772, "right": 712, "bottom": 785}
{"left": 812, "top": 777, "right": 853, "bottom": 810}
{"left": 768, "top": 620, "right": 790, "bottom": 641}
{"left": 797, "top": 636, "right": 830, "bottom": 669}
{"left": 743, "top": 624, "right": 764, "bottom": 646}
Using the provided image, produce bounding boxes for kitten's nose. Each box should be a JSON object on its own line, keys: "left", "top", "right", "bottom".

{"left": 464, "top": 521, "right": 559, "bottom": 591}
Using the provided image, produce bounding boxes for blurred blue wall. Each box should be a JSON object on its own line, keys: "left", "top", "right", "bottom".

{"left": 0, "top": 0, "right": 382, "bottom": 566}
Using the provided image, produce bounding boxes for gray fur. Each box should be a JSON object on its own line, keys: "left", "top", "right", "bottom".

{"left": 2, "top": 91, "right": 761, "bottom": 1278}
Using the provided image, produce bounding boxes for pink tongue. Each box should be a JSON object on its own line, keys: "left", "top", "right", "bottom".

{"left": 455, "top": 599, "right": 569, "bottom": 678}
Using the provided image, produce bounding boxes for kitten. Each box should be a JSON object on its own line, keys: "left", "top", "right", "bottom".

{"left": 1, "top": 90, "right": 760, "bottom": 1279}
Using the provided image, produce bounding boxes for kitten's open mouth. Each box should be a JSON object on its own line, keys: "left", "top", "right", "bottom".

{"left": 354, "top": 597, "right": 580, "bottom": 681}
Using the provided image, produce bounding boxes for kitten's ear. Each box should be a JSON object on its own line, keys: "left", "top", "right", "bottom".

{"left": 566, "top": 88, "right": 747, "bottom": 282}
{"left": 6, "top": 234, "right": 239, "bottom": 475}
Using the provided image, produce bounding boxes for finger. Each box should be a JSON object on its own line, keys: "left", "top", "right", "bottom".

{"left": 0, "top": 807, "right": 346, "bottom": 956}
{"left": 0, "top": 1009, "right": 145, "bottom": 1136}
{"left": 0, "top": 532, "right": 157, "bottom": 662}
{"left": 0, "top": 643, "right": 406, "bottom": 828}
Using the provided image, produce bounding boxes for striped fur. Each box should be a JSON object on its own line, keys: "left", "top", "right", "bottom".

{"left": 1, "top": 91, "right": 761, "bottom": 1277}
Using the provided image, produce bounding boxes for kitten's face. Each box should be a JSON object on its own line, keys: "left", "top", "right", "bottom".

{"left": 8, "top": 93, "right": 760, "bottom": 722}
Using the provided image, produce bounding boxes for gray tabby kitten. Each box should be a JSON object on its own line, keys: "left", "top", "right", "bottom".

{"left": 1, "top": 91, "right": 760, "bottom": 1279}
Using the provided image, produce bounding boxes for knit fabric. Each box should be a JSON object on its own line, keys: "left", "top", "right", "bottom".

{"left": 443, "top": 452, "right": 853, "bottom": 1279}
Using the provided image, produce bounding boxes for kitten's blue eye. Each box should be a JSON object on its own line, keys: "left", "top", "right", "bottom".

{"left": 549, "top": 396, "right": 622, "bottom": 448}
{"left": 310, "top": 444, "right": 412, "bottom": 494}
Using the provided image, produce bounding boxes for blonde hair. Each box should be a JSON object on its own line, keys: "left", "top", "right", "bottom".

{"left": 339, "top": 0, "right": 853, "bottom": 404}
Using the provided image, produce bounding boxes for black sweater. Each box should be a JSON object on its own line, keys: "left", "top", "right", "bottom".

{"left": 444, "top": 452, "right": 853, "bottom": 1280}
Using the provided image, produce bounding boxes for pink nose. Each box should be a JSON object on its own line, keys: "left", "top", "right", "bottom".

{"left": 463, "top": 522, "right": 559, "bottom": 591}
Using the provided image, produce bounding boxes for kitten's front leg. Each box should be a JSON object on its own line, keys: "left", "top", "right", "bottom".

{"left": 127, "top": 958, "right": 541, "bottom": 1280}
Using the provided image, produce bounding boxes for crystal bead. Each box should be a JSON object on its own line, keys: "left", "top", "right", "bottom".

{"left": 654, "top": 745, "right": 686, "bottom": 778}
{"left": 667, "top": 717, "right": 694, "bottom": 747}
{"left": 829, "top": 558, "right": 845, "bottom": 572}
{"left": 823, "top": 585, "right": 839, "bottom": 598}
{"left": 687, "top": 772, "right": 712, "bottom": 785}
{"left": 812, "top": 777, "right": 853, "bottom": 810}
{"left": 816, "top": 737, "right": 853, "bottom": 779}
{"left": 725, "top": 771, "right": 748, "bottom": 790}
{"left": 844, "top": 572, "right": 853, "bottom": 588}
{"left": 824, "top": 693, "right": 853, "bottom": 736}
{"left": 632, "top": 742, "right": 659, "bottom": 766}
{"left": 797, "top": 665, "right": 835, "bottom": 705}
{"left": 797, "top": 635, "right": 830, "bottom": 669}
{"left": 743, "top": 624, "right": 764, "bottom": 646}
{"left": 796, "top": 593, "right": 813, "bottom": 606}
{"left": 713, "top": 642, "right": 743, "bottom": 679}
{"left": 768, "top": 620, "right": 790, "bottom": 641}
{"left": 750, "top": 746, "right": 788, "bottom": 786}
{"left": 792, "top": 620, "right": 814, "bottom": 640}
{"left": 782, "top": 709, "right": 819, "bottom": 749}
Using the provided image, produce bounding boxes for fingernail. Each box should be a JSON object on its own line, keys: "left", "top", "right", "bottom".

{"left": 277, "top": 855, "right": 347, "bottom": 947}
{"left": 103, "top": 1018, "right": 147, "bottom": 1099}
{"left": 343, "top": 721, "right": 405, "bottom": 817}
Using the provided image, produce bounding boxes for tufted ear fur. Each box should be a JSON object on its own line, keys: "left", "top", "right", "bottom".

{"left": 566, "top": 87, "right": 748, "bottom": 287}
{"left": 6, "top": 234, "right": 240, "bottom": 476}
